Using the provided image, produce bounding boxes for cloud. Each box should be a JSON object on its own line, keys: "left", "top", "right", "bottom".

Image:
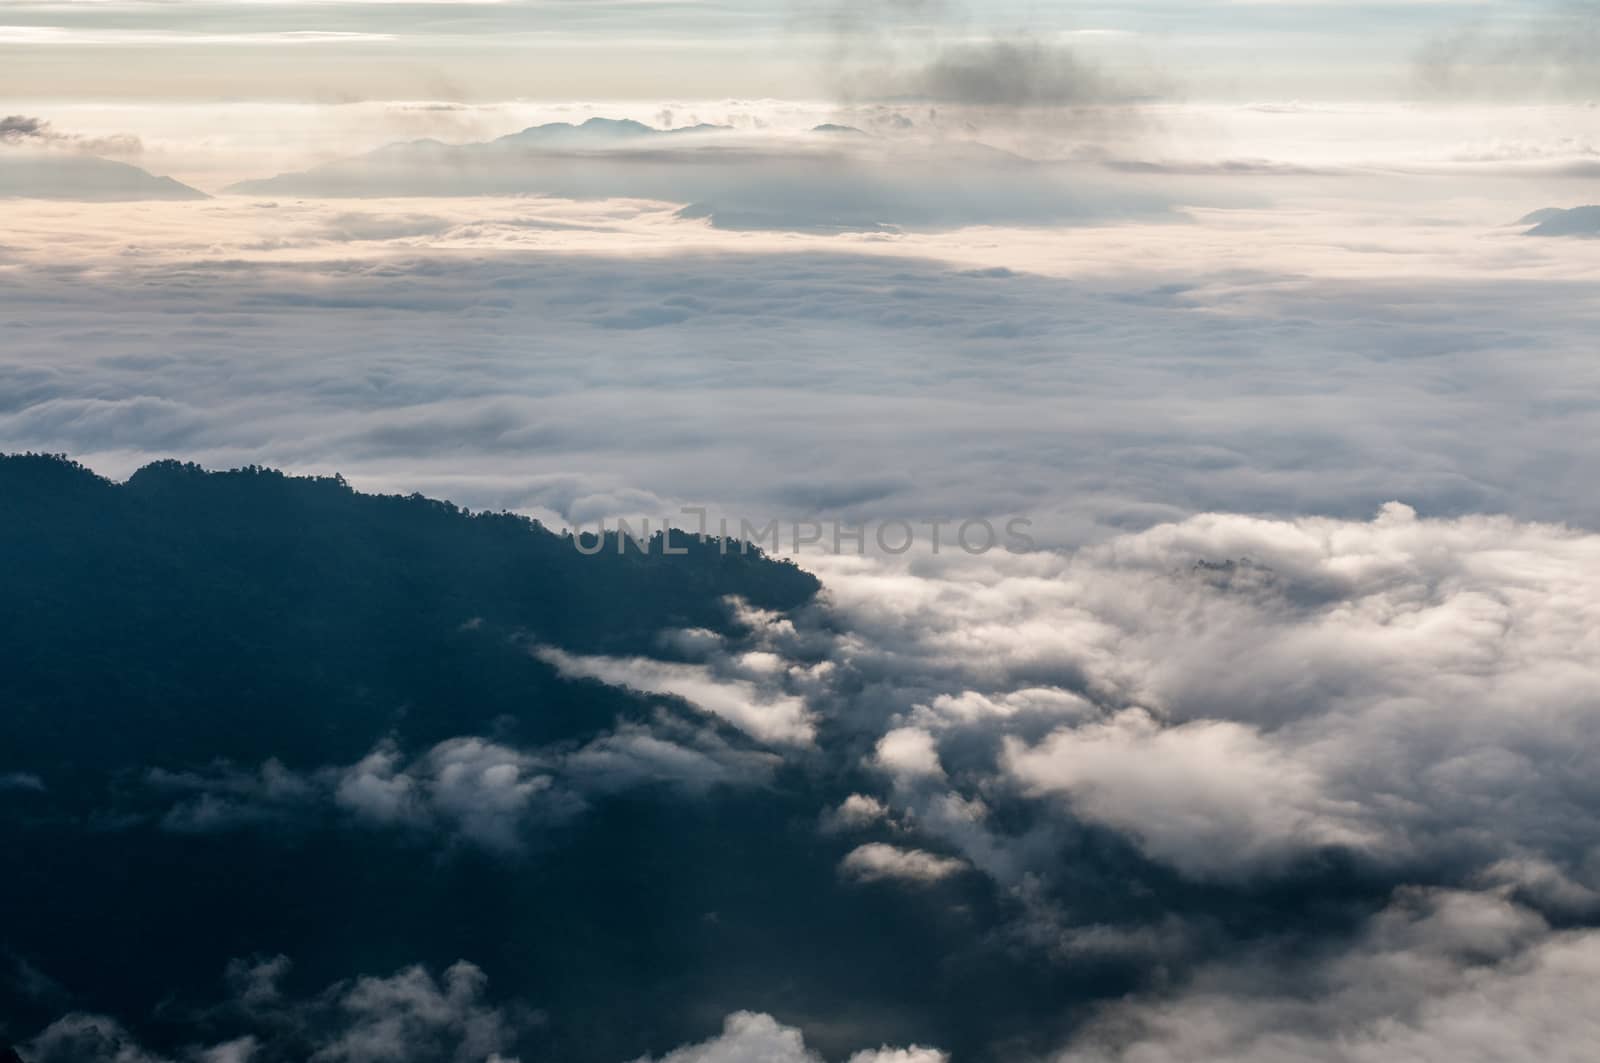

{"left": 0, "top": 115, "right": 49, "bottom": 142}
{"left": 814, "top": 0, "right": 1147, "bottom": 102}
{"left": 0, "top": 771, "right": 46, "bottom": 792}
{"left": 0, "top": 113, "right": 142, "bottom": 156}
{"left": 141, "top": 720, "right": 777, "bottom": 850}
{"left": 808, "top": 504, "right": 1600, "bottom": 900}
{"left": 24, "top": 1013, "right": 170, "bottom": 1063}
{"left": 22, "top": 959, "right": 527, "bottom": 1063}
{"left": 226, "top": 954, "right": 293, "bottom": 1013}
{"left": 821, "top": 793, "right": 892, "bottom": 832}
{"left": 562, "top": 721, "right": 781, "bottom": 793}
{"left": 1004, "top": 709, "right": 1379, "bottom": 879}
{"left": 1051, "top": 888, "right": 1600, "bottom": 1063}
{"left": 225, "top": 122, "right": 1175, "bottom": 233}
{"left": 871, "top": 727, "right": 945, "bottom": 785}
{"left": 0, "top": 27, "right": 397, "bottom": 46}
{"left": 311, "top": 962, "right": 522, "bottom": 1063}
{"left": 5, "top": 96, "right": 1600, "bottom": 1063}
{"left": 7, "top": 184, "right": 1600, "bottom": 543}
{"left": 337, "top": 737, "right": 562, "bottom": 852}
{"left": 1415, "top": 9, "right": 1600, "bottom": 100}
{"left": 533, "top": 646, "right": 816, "bottom": 747}
{"left": 149, "top": 757, "right": 318, "bottom": 833}
{"left": 31, "top": 484, "right": 1598, "bottom": 1059}
{"left": 839, "top": 843, "right": 967, "bottom": 885}
{"left": 904, "top": 40, "right": 1119, "bottom": 107}
{"left": 633, "top": 1010, "right": 947, "bottom": 1063}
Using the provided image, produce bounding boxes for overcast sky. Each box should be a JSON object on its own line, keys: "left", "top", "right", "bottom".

{"left": 2, "top": 0, "right": 1595, "bottom": 101}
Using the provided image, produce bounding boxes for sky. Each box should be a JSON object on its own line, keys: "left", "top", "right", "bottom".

{"left": 1, "top": 0, "right": 1597, "bottom": 103}
{"left": 5, "top": 1, "right": 1600, "bottom": 1061}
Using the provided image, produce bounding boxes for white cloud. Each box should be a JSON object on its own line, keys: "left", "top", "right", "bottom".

{"left": 5, "top": 178, "right": 1600, "bottom": 546}
{"left": 871, "top": 727, "right": 945, "bottom": 785}
{"left": 918, "top": 687, "right": 1096, "bottom": 727}
{"left": 632, "top": 1010, "right": 947, "bottom": 1063}
{"left": 312, "top": 962, "right": 520, "bottom": 1063}
{"left": 410, "top": 738, "right": 557, "bottom": 852}
{"left": 563, "top": 721, "right": 781, "bottom": 792}
{"left": 534, "top": 647, "right": 816, "bottom": 747}
{"left": 839, "top": 843, "right": 967, "bottom": 885}
{"left": 809, "top": 505, "right": 1600, "bottom": 890}
{"left": 1004, "top": 709, "right": 1379, "bottom": 879}
{"left": 7, "top": 95, "right": 1600, "bottom": 1062}
{"left": 334, "top": 744, "right": 425, "bottom": 826}
{"left": 1051, "top": 889, "right": 1600, "bottom": 1063}
{"left": 199, "top": 1038, "right": 260, "bottom": 1063}
{"left": 822, "top": 793, "right": 892, "bottom": 832}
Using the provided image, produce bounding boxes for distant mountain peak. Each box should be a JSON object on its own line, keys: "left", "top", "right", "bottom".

{"left": 495, "top": 117, "right": 730, "bottom": 146}
{"left": 1517, "top": 207, "right": 1568, "bottom": 226}
{"left": 1521, "top": 205, "right": 1600, "bottom": 237}
{"left": 581, "top": 116, "right": 652, "bottom": 133}
{"left": 0, "top": 150, "right": 207, "bottom": 201}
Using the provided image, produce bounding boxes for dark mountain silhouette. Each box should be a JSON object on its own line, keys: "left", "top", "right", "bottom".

{"left": 0, "top": 454, "right": 814, "bottom": 776}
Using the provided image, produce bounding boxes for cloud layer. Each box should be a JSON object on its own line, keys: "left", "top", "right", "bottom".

{"left": 4, "top": 175, "right": 1600, "bottom": 547}
{"left": 7, "top": 87, "right": 1600, "bottom": 1063}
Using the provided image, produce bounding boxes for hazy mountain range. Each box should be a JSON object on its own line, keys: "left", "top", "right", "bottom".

{"left": 0, "top": 152, "right": 206, "bottom": 201}
{"left": 1520, "top": 205, "right": 1600, "bottom": 237}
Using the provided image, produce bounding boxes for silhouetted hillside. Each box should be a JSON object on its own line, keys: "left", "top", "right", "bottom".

{"left": 1, "top": 454, "right": 815, "bottom": 777}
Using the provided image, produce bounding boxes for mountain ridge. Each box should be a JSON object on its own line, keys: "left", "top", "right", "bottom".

{"left": 0, "top": 151, "right": 207, "bottom": 201}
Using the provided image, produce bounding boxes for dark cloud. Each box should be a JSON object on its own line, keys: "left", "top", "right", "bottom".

{"left": 0, "top": 114, "right": 199, "bottom": 201}
{"left": 0, "top": 116, "right": 50, "bottom": 142}
{"left": 0, "top": 114, "right": 143, "bottom": 157}
{"left": 806, "top": 0, "right": 1164, "bottom": 151}
{"left": 905, "top": 40, "right": 1118, "bottom": 107}
{"left": 1415, "top": 6, "right": 1600, "bottom": 99}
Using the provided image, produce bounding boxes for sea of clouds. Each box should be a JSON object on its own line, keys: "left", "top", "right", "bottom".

{"left": 5, "top": 95, "right": 1600, "bottom": 1060}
